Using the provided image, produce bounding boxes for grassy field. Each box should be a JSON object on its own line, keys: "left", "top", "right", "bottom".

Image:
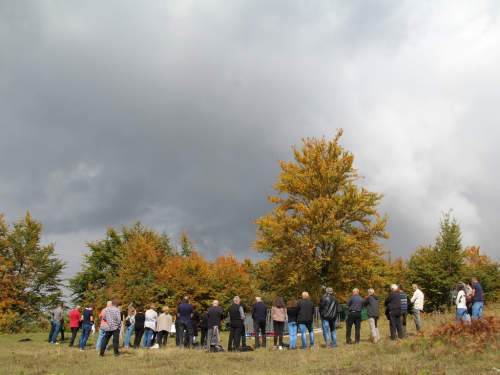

{"left": 1, "top": 307, "right": 499, "bottom": 375}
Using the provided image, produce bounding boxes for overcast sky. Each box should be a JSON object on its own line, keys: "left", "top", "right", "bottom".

{"left": 2, "top": 0, "right": 499, "bottom": 283}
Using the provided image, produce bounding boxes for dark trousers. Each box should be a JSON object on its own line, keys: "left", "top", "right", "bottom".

{"left": 228, "top": 321, "right": 242, "bottom": 351}
{"left": 157, "top": 330, "right": 168, "bottom": 347}
{"left": 346, "top": 311, "right": 361, "bottom": 344}
{"left": 401, "top": 311, "right": 407, "bottom": 338}
{"left": 273, "top": 321, "right": 284, "bottom": 346}
{"left": 254, "top": 320, "right": 266, "bottom": 348}
{"left": 134, "top": 327, "right": 145, "bottom": 348}
{"left": 200, "top": 328, "right": 208, "bottom": 346}
{"left": 178, "top": 320, "right": 193, "bottom": 348}
{"left": 389, "top": 308, "right": 403, "bottom": 340}
{"left": 69, "top": 327, "right": 79, "bottom": 347}
{"left": 100, "top": 329, "right": 120, "bottom": 356}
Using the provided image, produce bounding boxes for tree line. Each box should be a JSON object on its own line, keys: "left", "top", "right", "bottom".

{"left": 2, "top": 130, "right": 499, "bottom": 333}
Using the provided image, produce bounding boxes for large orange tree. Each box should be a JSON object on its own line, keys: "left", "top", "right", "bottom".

{"left": 253, "top": 130, "right": 389, "bottom": 302}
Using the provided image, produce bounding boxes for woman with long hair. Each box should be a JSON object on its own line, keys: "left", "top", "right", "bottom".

{"left": 271, "top": 296, "right": 287, "bottom": 349}
{"left": 287, "top": 299, "right": 298, "bottom": 349}
{"left": 456, "top": 283, "right": 468, "bottom": 322}
{"left": 123, "top": 305, "right": 136, "bottom": 349}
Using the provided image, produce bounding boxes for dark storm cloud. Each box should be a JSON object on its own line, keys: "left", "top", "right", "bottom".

{"left": 1, "top": 0, "right": 500, "bottom": 285}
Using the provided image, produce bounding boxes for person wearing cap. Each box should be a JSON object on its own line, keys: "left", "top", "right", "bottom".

{"left": 345, "top": 288, "right": 363, "bottom": 344}
{"left": 364, "top": 288, "right": 380, "bottom": 343}
{"left": 319, "top": 287, "right": 340, "bottom": 348}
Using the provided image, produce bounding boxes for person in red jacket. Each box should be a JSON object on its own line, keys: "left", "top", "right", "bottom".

{"left": 69, "top": 305, "right": 81, "bottom": 347}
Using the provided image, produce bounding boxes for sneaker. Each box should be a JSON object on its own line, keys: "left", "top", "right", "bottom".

{"left": 278, "top": 346, "right": 283, "bottom": 350}
{"left": 114, "top": 353, "right": 121, "bottom": 357}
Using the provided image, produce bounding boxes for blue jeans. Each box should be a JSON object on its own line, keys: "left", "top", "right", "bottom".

{"left": 51, "top": 321, "right": 61, "bottom": 344}
{"left": 321, "top": 319, "right": 337, "bottom": 347}
{"left": 143, "top": 327, "right": 154, "bottom": 348}
{"left": 79, "top": 324, "right": 91, "bottom": 349}
{"left": 287, "top": 322, "right": 297, "bottom": 348}
{"left": 124, "top": 324, "right": 135, "bottom": 347}
{"left": 456, "top": 308, "right": 467, "bottom": 322}
{"left": 472, "top": 302, "right": 483, "bottom": 320}
{"left": 95, "top": 326, "right": 106, "bottom": 351}
{"left": 299, "top": 323, "right": 314, "bottom": 349}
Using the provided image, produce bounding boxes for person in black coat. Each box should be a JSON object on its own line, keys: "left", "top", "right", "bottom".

{"left": 199, "top": 310, "right": 209, "bottom": 347}
{"left": 385, "top": 284, "right": 403, "bottom": 340}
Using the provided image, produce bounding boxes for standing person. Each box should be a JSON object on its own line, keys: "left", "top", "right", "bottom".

{"left": 385, "top": 284, "right": 403, "bottom": 341}
{"left": 287, "top": 299, "right": 298, "bottom": 350}
{"left": 133, "top": 307, "right": 145, "bottom": 348}
{"left": 191, "top": 303, "right": 200, "bottom": 346}
{"left": 319, "top": 288, "right": 340, "bottom": 348}
{"left": 68, "top": 305, "right": 81, "bottom": 347}
{"left": 177, "top": 296, "right": 194, "bottom": 349}
{"left": 271, "top": 296, "right": 287, "bottom": 350}
{"left": 251, "top": 297, "right": 267, "bottom": 349}
{"left": 239, "top": 300, "right": 248, "bottom": 348}
{"left": 157, "top": 306, "right": 172, "bottom": 348}
{"left": 199, "top": 309, "right": 209, "bottom": 347}
{"left": 410, "top": 283, "right": 424, "bottom": 335}
{"left": 364, "top": 289, "right": 380, "bottom": 343}
{"left": 227, "top": 296, "right": 245, "bottom": 351}
{"left": 297, "top": 291, "right": 315, "bottom": 349}
{"left": 79, "top": 304, "right": 94, "bottom": 351}
{"left": 471, "top": 276, "right": 484, "bottom": 320}
{"left": 345, "top": 289, "right": 363, "bottom": 344}
{"left": 123, "top": 305, "right": 136, "bottom": 349}
{"left": 207, "top": 300, "right": 223, "bottom": 347}
{"left": 455, "top": 283, "right": 468, "bottom": 322}
{"left": 99, "top": 299, "right": 122, "bottom": 357}
{"left": 95, "top": 301, "right": 112, "bottom": 351}
{"left": 50, "top": 303, "right": 64, "bottom": 345}
{"left": 398, "top": 285, "right": 408, "bottom": 338}
{"left": 143, "top": 304, "right": 158, "bottom": 349}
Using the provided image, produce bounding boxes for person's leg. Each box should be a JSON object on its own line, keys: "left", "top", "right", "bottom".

{"left": 307, "top": 323, "right": 314, "bottom": 348}
{"left": 389, "top": 312, "right": 397, "bottom": 340}
{"left": 394, "top": 311, "right": 403, "bottom": 339}
{"left": 374, "top": 317, "right": 380, "bottom": 341}
{"left": 273, "top": 321, "right": 278, "bottom": 346}
{"left": 345, "top": 313, "right": 354, "bottom": 344}
{"left": 234, "top": 322, "right": 242, "bottom": 350}
{"left": 330, "top": 321, "right": 337, "bottom": 347}
{"left": 51, "top": 321, "right": 61, "bottom": 344}
{"left": 186, "top": 321, "right": 194, "bottom": 348}
{"left": 368, "top": 317, "right": 376, "bottom": 341}
{"left": 472, "top": 302, "right": 483, "bottom": 320}
{"left": 134, "top": 328, "right": 144, "bottom": 348}
{"left": 276, "top": 322, "right": 284, "bottom": 346}
{"left": 157, "top": 331, "right": 164, "bottom": 347}
{"left": 112, "top": 329, "right": 120, "bottom": 355}
{"left": 322, "top": 319, "right": 330, "bottom": 346}
{"left": 207, "top": 328, "right": 213, "bottom": 347}
{"left": 60, "top": 325, "right": 65, "bottom": 341}
{"left": 299, "top": 324, "right": 307, "bottom": 349}
{"left": 124, "top": 324, "right": 134, "bottom": 348}
{"left": 200, "top": 328, "right": 207, "bottom": 347}
{"left": 79, "top": 325, "right": 89, "bottom": 349}
{"left": 413, "top": 309, "right": 422, "bottom": 332}
{"left": 48, "top": 321, "right": 55, "bottom": 342}
{"left": 69, "top": 327, "right": 78, "bottom": 347}
{"left": 291, "top": 322, "right": 298, "bottom": 348}
{"left": 354, "top": 314, "right": 361, "bottom": 343}
{"left": 259, "top": 321, "right": 267, "bottom": 348}
{"left": 96, "top": 326, "right": 106, "bottom": 351}
{"left": 228, "top": 325, "right": 235, "bottom": 351}
{"left": 253, "top": 320, "right": 260, "bottom": 348}
{"left": 100, "top": 331, "right": 112, "bottom": 356}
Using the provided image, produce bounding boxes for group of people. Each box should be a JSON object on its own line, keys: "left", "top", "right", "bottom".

{"left": 49, "top": 277, "right": 485, "bottom": 356}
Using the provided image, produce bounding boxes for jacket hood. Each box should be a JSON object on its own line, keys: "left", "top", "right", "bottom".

{"left": 371, "top": 295, "right": 379, "bottom": 301}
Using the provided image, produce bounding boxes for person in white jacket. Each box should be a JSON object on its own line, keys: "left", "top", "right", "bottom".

{"left": 410, "top": 284, "right": 424, "bottom": 334}
{"left": 143, "top": 304, "right": 158, "bottom": 349}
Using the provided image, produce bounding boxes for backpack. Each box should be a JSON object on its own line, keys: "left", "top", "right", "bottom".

{"left": 209, "top": 345, "right": 225, "bottom": 353}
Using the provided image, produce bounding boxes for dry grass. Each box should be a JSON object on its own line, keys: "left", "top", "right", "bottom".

{"left": 2, "top": 306, "right": 500, "bottom": 375}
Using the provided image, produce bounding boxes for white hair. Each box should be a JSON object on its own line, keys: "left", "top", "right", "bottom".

{"left": 391, "top": 284, "right": 398, "bottom": 292}
{"left": 212, "top": 300, "right": 219, "bottom": 306}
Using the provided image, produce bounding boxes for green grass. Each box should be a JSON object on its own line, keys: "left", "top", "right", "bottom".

{"left": 1, "top": 307, "right": 499, "bottom": 375}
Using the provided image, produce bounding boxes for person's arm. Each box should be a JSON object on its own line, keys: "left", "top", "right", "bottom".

{"left": 471, "top": 287, "right": 476, "bottom": 299}
{"left": 410, "top": 293, "right": 416, "bottom": 303}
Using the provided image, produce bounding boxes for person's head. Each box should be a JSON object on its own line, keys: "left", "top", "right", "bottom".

{"left": 183, "top": 296, "right": 189, "bottom": 303}
{"left": 368, "top": 288, "right": 375, "bottom": 295}
{"left": 162, "top": 306, "right": 169, "bottom": 313}
{"left": 274, "top": 296, "right": 285, "bottom": 309}
{"left": 302, "top": 292, "right": 309, "bottom": 299}
{"left": 138, "top": 306, "right": 144, "bottom": 313}
{"left": 212, "top": 300, "right": 219, "bottom": 306}
{"left": 128, "top": 305, "right": 136, "bottom": 314}
{"left": 390, "top": 284, "right": 398, "bottom": 292}
{"left": 86, "top": 303, "right": 95, "bottom": 310}
{"left": 150, "top": 303, "right": 156, "bottom": 310}
{"left": 112, "top": 299, "right": 119, "bottom": 306}
{"left": 255, "top": 297, "right": 262, "bottom": 302}
{"left": 412, "top": 283, "right": 418, "bottom": 291}
{"left": 56, "top": 303, "right": 61, "bottom": 308}
{"left": 326, "top": 287, "right": 333, "bottom": 295}
{"left": 75, "top": 305, "right": 81, "bottom": 310}
{"left": 192, "top": 303, "right": 197, "bottom": 310}
{"left": 353, "top": 288, "right": 359, "bottom": 295}
{"left": 472, "top": 276, "right": 479, "bottom": 284}
{"left": 398, "top": 284, "right": 403, "bottom": 292}
{"left": 233, "top": 296, "right": 240, "bottom": 304}
{"left": 106, "top": 300, "right": 112, "bottom": 307}
{"left": 288, "top": 299, "right": 297, "bottom": 308}
{"left": 457, "top": 283, "right": 465, "bottom": 292}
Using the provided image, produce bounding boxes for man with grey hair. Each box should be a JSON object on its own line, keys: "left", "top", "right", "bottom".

{"left": 251, "top": 297, "right": 267, "bottom": 349}
{"left": 297, "top": 291, "right": 315, "bottom": 349}
{"left": 319, "top": 287, "right": 340, "bottom": 348}
{"left": 410, "top": 283, "right": 424, "bottom": 334}
{"left": 345, "top": 288, "right": 363, "bottom": 344}
{"left": 385, "top": 284, "right": 403, "bottom": 340}
{"left": 364, "top": 289, "right": 380, "bottom": 343}
{"left": 207, "top": 300, "right": 223, "bottom": 348}
{"left": 227, "top": 296, "right": 245, "bottom": 351}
